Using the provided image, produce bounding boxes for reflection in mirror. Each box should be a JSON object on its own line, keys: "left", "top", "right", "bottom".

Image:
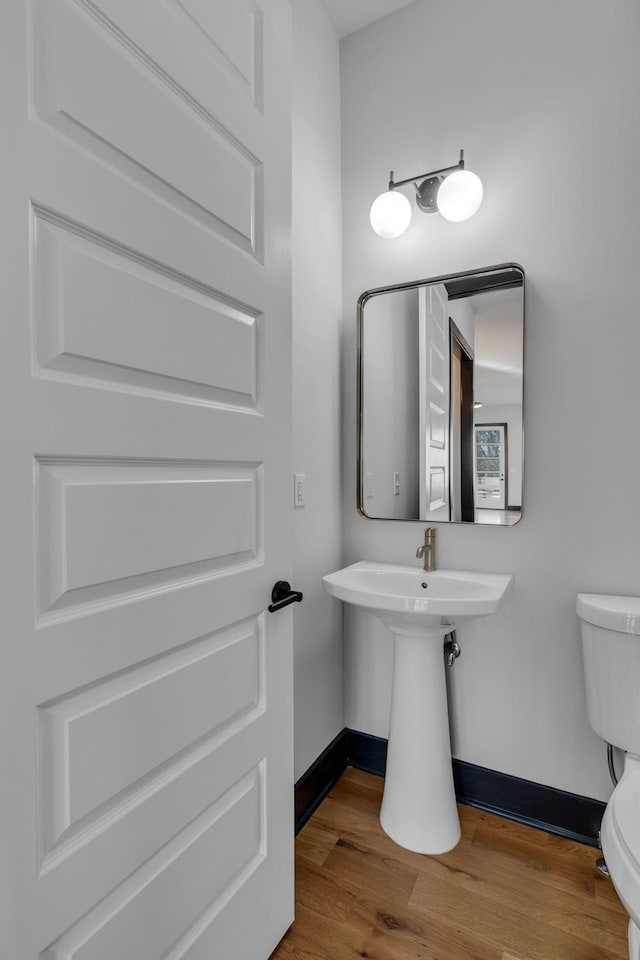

{"left": 358, "top": 264, "right": 524, "bottom": 525}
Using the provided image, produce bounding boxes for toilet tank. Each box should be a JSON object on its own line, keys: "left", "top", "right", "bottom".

{"left": 577, "top": 593, "right": 640, "bottom": 755}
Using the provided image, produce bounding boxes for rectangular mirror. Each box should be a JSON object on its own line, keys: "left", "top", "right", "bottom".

{"left": 358, "top": 264, "right": 524, "bottom": 525}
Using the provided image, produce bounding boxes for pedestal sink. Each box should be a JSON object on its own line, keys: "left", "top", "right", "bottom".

{"left": 322, "top": 561, "right": 513, "bottom": 854}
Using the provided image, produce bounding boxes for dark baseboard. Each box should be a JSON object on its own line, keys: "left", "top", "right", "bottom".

{"left": 295, "top": 728, "right": 606, "bottom": 848}
{"left": 451, "top": 754, "right": 605, "bottom": 847}
{"left": 347, "top": 728, "right": 387, "bottom": 778}
{"left": 294, "top": 729, "right": 348, "bottom": 833}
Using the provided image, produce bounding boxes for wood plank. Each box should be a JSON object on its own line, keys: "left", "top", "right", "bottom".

{"left": 321, "top": 835, "right": 420, "bottom": 906}
{"left": 294, "top": 859, "right": 354, "bottom": 923}
{"left": 274, "top": 901, "right": 372, "bottom": 960}
{"left": 409, "top": 863, "right": 626, "bottom": 960}
{"left": 271, "top": 768, "right": 629, "bottom": 960}
{"left": 295, "top": 819, "right": 340, "bottom": 868}
{"left": 469, "top": 814, "right": 597, "bottom": 900}
{"left": 312, "top": 792, "right": 476, "bottom": 878}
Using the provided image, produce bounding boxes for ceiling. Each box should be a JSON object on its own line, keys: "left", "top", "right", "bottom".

{"left": 320, "top": 0, "right": 416, "bottom": 39}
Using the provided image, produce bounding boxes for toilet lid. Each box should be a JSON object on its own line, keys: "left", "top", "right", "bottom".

{"left": 577, "top": 593, "right": 640, "bottom": 635}
{"left": 611, "top": 767, "right": 640, "bottom": 863}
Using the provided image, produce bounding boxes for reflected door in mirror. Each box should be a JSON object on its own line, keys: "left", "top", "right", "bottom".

{"left": 475, "top": 424, "right": 506, "bottom": 509}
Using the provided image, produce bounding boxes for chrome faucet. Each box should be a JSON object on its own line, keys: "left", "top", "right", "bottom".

{"left": 416, "top": 527, "right": 436, "bottom": 572}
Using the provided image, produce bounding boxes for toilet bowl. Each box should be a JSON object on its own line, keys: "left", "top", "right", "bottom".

{"left": 577, "top": 593, "right": 640, "bottom": 960}
{"left": 600, "top": 755, "right": 640, "bottom": 958}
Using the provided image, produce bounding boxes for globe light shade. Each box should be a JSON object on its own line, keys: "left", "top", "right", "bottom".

{"left": 369, "top": 190, "right": 412, "bottom": 238}
{"left": 436, "top": 170, "right": 483, "bottom": 222}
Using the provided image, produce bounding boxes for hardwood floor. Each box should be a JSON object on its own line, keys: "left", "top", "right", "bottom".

{"left": 271, "top": 768, "right": 629, "bottom": 960}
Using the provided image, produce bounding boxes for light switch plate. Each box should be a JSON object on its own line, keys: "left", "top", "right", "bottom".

{"left": 294, "top": 473, "right": 306, "bottom": 507}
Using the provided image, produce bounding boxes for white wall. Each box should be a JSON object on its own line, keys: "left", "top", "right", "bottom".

{"left": 449, "top": 299, "right": 475, "bottom": 355}
{"left": 291, "top": 0, "right": 344, "bottom": 779}
{"left": 341, "top": 0, "right": 640, "bottom": 802}
{"left": 362, "top": 289, "right": 420, "bottom": 518}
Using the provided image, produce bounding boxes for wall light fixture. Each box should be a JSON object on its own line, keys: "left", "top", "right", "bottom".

{"left": 369, "top": 149, "right": 483, "bottom": 238}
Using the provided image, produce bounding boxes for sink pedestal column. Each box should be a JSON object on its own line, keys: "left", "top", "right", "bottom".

{"left": 379, "top": 624, "right": 460, "bottom": 854}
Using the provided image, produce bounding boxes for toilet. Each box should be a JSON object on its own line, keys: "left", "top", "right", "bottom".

{"left": 577, "top": 593, "right": 640, "bottom": 960}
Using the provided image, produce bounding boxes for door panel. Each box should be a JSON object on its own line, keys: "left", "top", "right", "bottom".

{"left": 33, "top": 0, "right": 262, "bottom": 254}
{"left": 39, "top": 615, "right": 262, "bottom": 847}
{"left": 1, "top": 1, "right": 293, "bottom": 957}
{"left": 33, "top": 211, "right": 261, "bottom": 408}
{"left": 36, "top": 458, "right": 260, "bottom": 618}
{"left": 41, "top": 765, "right": 264, "bottom": 960}
{"left": 171, "top": 0, "right": 263, "bottom": 101}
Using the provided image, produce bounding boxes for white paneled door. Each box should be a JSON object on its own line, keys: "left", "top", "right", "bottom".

{"left": 0, "top": 2, "right": 293, "bottom": 958}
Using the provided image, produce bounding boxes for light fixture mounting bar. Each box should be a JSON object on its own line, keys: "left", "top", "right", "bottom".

{"left": 388, "top": 149, "right": 465, "bottom": 191}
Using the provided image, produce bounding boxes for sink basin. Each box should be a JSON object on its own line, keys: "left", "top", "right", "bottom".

{"left": 323, "top": 561, "right": 513, "bottom": 629}
{"left": 323, "top": 560, "right": 514, "bottom": 855}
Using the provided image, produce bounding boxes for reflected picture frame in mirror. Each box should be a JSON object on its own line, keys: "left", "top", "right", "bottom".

{"left": 357, "top": 264, "right": 524, "bottom": 526}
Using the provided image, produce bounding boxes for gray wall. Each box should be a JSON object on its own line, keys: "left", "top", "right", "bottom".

{"left": 291, "top": 0, "right": 344, "bottom": 779}
{"left": 341, "top": 0, "right": 640, "bottom": 801}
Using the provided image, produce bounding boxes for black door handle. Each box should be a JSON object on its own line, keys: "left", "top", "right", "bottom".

{"left": 268, "top": 580, "right": 303, "bottom": 612}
